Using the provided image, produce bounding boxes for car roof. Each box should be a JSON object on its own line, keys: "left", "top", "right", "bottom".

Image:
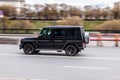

{"left": 44, "top": 26, "right": 83, "bottom": 29}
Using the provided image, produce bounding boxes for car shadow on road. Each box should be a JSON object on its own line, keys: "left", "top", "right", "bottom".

{"left": 34, "top": 52, "right": 66, "bottom": 56}
{"left": 20, "top": 52, "right": 85, "bottom": 57}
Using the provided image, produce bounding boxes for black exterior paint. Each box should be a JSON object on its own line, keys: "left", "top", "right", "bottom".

{"left": 20, "top": 26, "right": 86, "bottom": 51}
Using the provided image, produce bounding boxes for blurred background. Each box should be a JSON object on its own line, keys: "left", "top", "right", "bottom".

{"left": 0, "top": 0, "right": 120, "bottom": 47}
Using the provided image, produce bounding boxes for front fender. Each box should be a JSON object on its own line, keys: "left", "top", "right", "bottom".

{"left": 21, "top": 40, "right": 38, "bottom": 49}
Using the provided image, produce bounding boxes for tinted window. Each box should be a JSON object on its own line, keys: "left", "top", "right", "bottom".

{"left": 69, "top": 28, "right": 81, "bottom": 38}
{"left": 41, "top": 28, "right": 52, "bottom": 37}
{"left": 54, "top": 29, "right": 66, "bottom": 37}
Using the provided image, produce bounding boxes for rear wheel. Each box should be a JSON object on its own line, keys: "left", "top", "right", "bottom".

{"left": 65, "top": 45, "right": 78, "bottom": 56}
{"left": 23, "top": 43, "right": 35, "bottom": 54}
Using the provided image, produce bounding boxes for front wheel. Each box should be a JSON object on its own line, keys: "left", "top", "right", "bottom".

{"left": 23, "top": 43, "right": 35, "bottom": 54}
{"left": 65, "top": 45, "right": 78, "bottom": 56}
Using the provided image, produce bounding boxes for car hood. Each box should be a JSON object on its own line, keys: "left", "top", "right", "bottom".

{"left": 22, "top": 37, "right": 38, "bottom": 41}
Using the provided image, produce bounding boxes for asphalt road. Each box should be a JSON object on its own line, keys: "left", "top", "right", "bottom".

{"left": 0, "top": 44, "right": 120, "bottom": 80}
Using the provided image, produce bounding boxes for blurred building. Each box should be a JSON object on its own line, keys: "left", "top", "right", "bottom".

{"left": 0, "top": 0, "right": 25, "bottom": 14}
{"left": 114, "top": 2, "right": 120, "bottom": 10}
{"left": 84, "top": 5, "right": 93, "bottom": 11}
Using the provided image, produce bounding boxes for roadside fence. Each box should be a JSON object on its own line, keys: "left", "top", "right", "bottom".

{"left": 0, "top": 29, "right": 120, "bottom": 34}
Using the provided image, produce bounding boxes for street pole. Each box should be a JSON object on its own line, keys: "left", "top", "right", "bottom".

{"left": 0, "top": 10, "right": 4, "bottom": 33}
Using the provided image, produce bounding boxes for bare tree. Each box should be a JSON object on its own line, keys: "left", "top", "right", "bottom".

{"left": 101, "top": 7, "right": 113, "bottom": 19}
{"left": 68, "top": 6, "right": 82, "bottom": 17}
{"left": 34, "top": 4, "right": 45, "bottom": 19}
{"left": 59, "top": 4, "right": 70, "bottom": 18}
{"left": 41, "top": 3, "right": 59, "bottom": 19}
{"left": 0, "top": 5, "right": 17, "bottom": 17}
{"left": 84, "top": 6, "right": 94, "bottom": 19}
{"left": 112, "top": 7, "right": 120, "bottom": 19}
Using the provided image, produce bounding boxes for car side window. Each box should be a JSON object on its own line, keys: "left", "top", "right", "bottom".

{"left": 54, "top": 29, "right": 66, "bottom": 37}
{"left": 70, "top": 28, "right": 81, "bottom": 38}
{"left": 41, "top": 29, "right": 52, "bottom": 37}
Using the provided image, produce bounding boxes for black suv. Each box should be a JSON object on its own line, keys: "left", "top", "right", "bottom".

{"left": 19, "top": 26, "right": 88, "bottom": 56}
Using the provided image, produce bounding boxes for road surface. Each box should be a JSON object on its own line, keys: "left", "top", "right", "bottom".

{"left": 0, "top": 44, "right": 120, "bottom": 80}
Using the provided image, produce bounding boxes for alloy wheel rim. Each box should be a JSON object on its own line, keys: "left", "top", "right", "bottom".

{"left": 25, "top": 45, "right": 33, "bottom": 54}
{"left": 67, "top": 47, "right": 74, "bottom": 55}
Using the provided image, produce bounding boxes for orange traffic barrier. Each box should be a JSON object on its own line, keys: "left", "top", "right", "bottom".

{"left": 114, "top": 34, "right": 119, "bottom": 47}
{"left": 96, "top": 34, "right": 103, "bottom": 47}
{"left": 90, "top": 33, "right": 120, "bottom": 47}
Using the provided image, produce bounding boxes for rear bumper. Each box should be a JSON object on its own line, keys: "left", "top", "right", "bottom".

{"left": 19, "top": 44, "right": 22, "bottom": 49}
{"left": 78, "top": 43, "right": 86, "bottom": 50}
{"left": 78, "top": 47, "right": 84, "bottom": 50}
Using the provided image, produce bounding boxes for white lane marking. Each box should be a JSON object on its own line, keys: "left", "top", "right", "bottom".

{"left": 0, "top": 54, "right": 120, "bottom": 61}
{"left": 0, "top": 78, "right": 48, "bottom": 80}
{"left": 63, "top": 66, "right": 111, "bottom": 70}
{"left": 77, "top": 57, "right": 120, "bottom": 60}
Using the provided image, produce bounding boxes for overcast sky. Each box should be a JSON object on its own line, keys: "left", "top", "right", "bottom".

{"left": 26, "top": 0, "right": 120, "bottom": 8}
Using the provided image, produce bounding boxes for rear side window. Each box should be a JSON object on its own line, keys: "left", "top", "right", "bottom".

{"left": 54, "top": 29, "right": 66, "bottom": 37}
{"left": 69, "top": 28, "right": 81, "bottom": 38}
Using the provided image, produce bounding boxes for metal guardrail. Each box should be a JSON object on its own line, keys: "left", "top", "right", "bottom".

{"left": 0, "top": 29, "right": 40, "bottom": 34}
{"left": 86, "top": 30, "right": 120, "bottom": 33}
{"left": 0, "top": 29, "right": 120, "bottom": 34}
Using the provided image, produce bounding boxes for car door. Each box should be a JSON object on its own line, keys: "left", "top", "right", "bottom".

{"left": 38, "top": 28, "right": 53, "bottom": 49}
{"left": 53, "top": 28, "right": 67, "bottom": 49}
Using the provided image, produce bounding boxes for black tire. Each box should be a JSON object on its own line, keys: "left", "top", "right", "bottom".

{"left": 23, "top": 43, "right": 35, "bottom": 54}
{"left": 65, "top": 45, "right": 78, "bottom": 56}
